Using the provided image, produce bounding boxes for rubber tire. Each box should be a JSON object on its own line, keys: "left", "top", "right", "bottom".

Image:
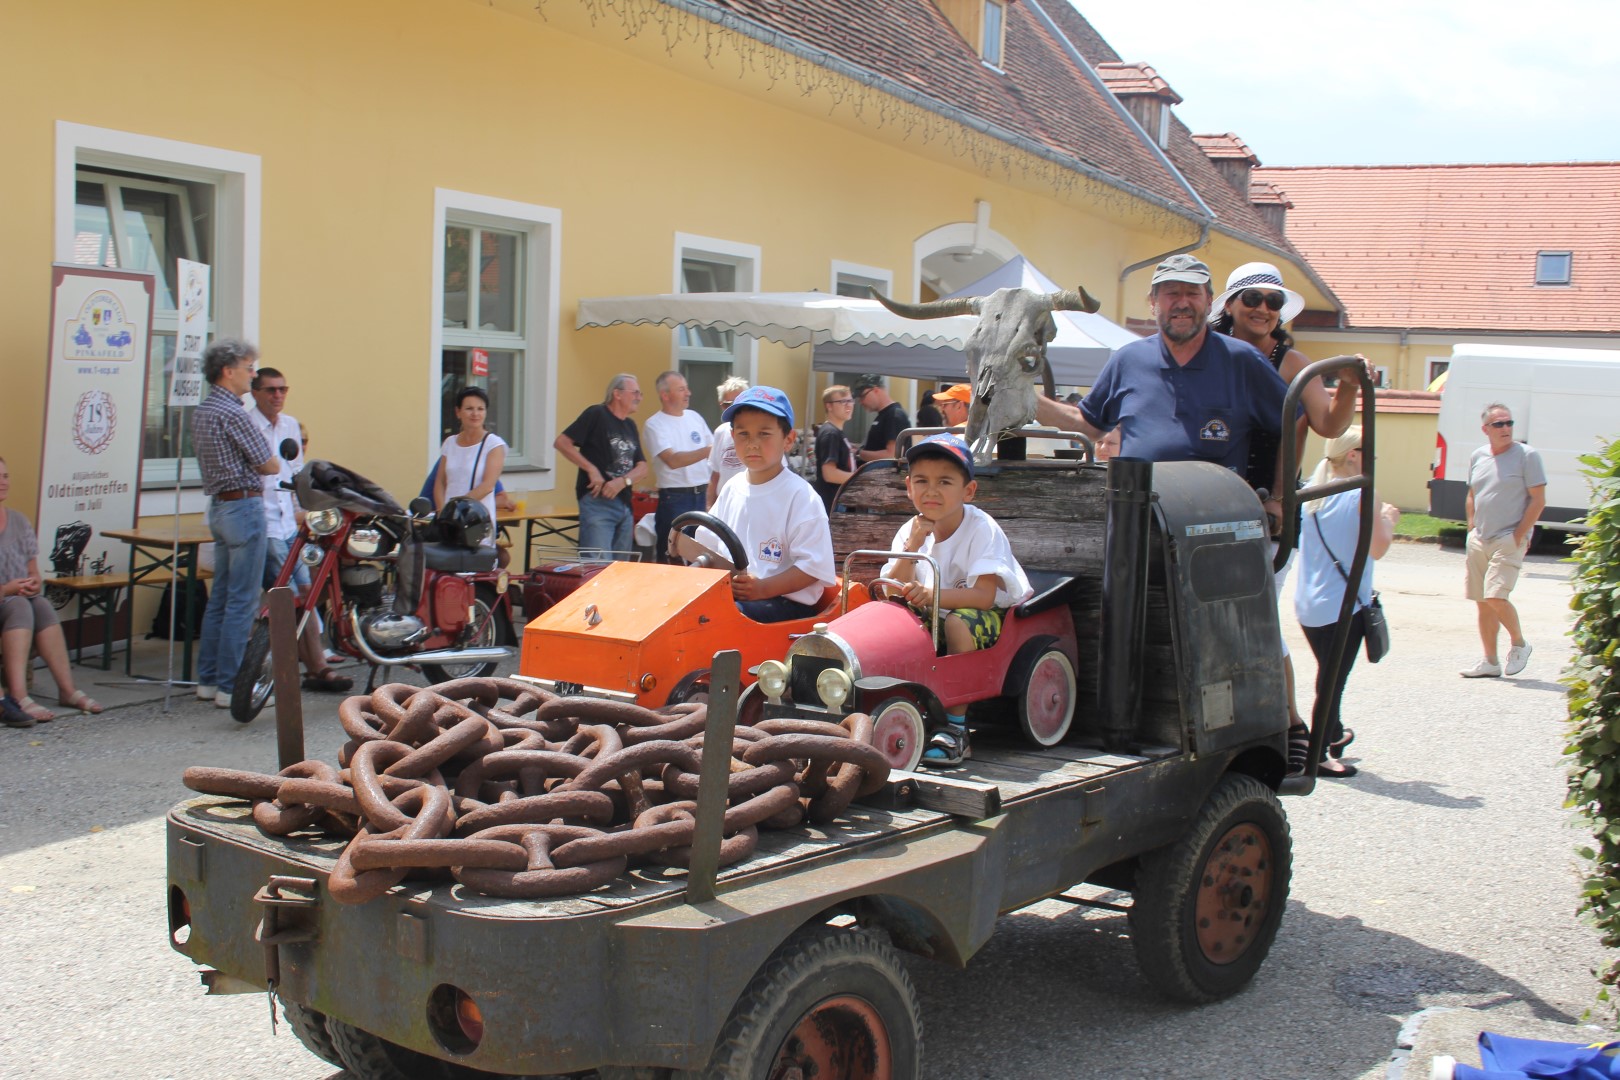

{"left": 870, "top": 696, "right": 927, "bottom": 772}
{"left": 283, "top": 1001, "right": 342, "bottom": 1068}
{"left": 422, "top": 585, "right": 515, "bottom": 683}
{"left": 1016, "top": 647, "right": 1076, "bottom": 748}
{"left": 676, "top": 924, "right": 922, "bottom": 1080}
{"left": 1127, "top": 773, "right": 1292, "bottom": 1003}
{"left": 229, "top": 617, "right": 274, "bottom": 723}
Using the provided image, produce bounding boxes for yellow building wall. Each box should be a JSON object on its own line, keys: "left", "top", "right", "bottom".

{"left": 1, "top": 0, "right": 1286, "bottom": 531}
{"left": 1302, "top": 410, "right": 1436, "bottom": 513}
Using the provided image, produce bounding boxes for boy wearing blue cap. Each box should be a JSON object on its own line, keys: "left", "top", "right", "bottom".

{"left": 703, "top": 387, "right": 837, "bottom": 623}
{"left": 883, "top": 433, "right": 1032, "bottom": 765}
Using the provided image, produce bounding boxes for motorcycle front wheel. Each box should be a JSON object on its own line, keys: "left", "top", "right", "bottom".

{"left": 229, "top": 617, "right": 275, "bottom": 723}
{"left": 420, "top": 584, "right": 515, "bottom": 684}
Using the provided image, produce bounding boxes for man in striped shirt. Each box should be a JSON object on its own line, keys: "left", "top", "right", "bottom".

{"left": 192, "top": 339, "right": 280, "bottom": 710}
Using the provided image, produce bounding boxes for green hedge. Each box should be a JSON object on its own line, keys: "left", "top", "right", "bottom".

{"left": 1565, "top": 436, "right": 1620, "bottom": 1011}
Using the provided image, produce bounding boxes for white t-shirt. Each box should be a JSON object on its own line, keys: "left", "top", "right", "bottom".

{"left": 882, "top": 504, "right": 1032, "bottom": 609}
{"left": 439, "top": 432, "right": 508, "bottom": 546}
{"left": 250, "top": 407, "right": 303, "bottom": 538}
{"left": 708, "top": 423, "right": 746, "bottom": 491}
{"left": 703, "top": 468, "right": 835, "bottom": 606}
{"left": 643, "top": 409, "right": 714, "bottom": 488}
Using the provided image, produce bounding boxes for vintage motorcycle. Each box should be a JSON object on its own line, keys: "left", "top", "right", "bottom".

{"left": 229, "top": 459, "right": 516, "bottom": 723}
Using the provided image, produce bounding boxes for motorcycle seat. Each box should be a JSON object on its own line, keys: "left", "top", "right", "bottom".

{"left": 423, "top": 543, "right": 497, "bottom": 573}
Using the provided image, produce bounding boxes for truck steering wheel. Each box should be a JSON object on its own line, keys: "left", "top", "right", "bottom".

{"left": 668, "top": 511, "right": 750, "bottom": 572}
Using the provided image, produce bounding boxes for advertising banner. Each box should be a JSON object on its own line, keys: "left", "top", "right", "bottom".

{"left": 169, "top": 258, "right": 209, "bottom": 406}
{"left": 36, "top": 265, "right": 154, "bottom": 584}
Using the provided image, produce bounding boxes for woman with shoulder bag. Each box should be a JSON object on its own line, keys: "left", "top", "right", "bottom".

{"left": 1295, "top": 427, "right": 1400, "bottom": 778}
{"left": 434, "top": 386, "right": 508, "bottom": 566}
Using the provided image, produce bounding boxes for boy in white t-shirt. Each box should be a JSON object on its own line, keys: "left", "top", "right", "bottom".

{"left": 703, "top": 387, "right": 836, "bottom": 623}
{"left": 882, "top": 432, "right": 1032, "bottom": 766}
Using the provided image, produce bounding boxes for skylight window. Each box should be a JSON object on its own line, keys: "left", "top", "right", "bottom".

{"left": 982, "top": 1, "right": 1005, "bottom": 68}
{"left": 1536, "top": 251, "right": 1572, "bottom": 286}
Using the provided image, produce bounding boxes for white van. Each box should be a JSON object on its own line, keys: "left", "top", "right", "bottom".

{"left": 1430, "top": 343, "right": 1620, "bottom": 530}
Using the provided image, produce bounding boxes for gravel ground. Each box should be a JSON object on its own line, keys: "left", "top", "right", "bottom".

{"left": 0, "top": 541, "right": 1600, "bottom": 1079}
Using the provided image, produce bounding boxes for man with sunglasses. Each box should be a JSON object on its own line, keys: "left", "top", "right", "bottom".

{"left": 1461, "top": 404, "right": 1545, "bottom": 678}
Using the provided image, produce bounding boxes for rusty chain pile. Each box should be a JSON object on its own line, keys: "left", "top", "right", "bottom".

{"left": 183, "top": 678, "right": 889, "bottom": 903}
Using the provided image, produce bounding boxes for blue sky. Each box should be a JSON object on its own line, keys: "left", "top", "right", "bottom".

{"left": 1077, "top": 0, "right": 1620, "bottom": 166}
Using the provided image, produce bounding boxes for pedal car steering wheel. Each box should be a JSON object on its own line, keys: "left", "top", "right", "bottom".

{"left": 668, "top": 511, "right": 750, "bottom": 572}
{"left": 869, "top": 577, "right": 911, "bottom": 603}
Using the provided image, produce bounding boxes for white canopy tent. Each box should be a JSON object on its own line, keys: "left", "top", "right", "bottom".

{"left": 812, "top": 256, "right": 1139, "bottom": 387}
{"left": 575, "top": 291, "right": 979, "bottom": 349}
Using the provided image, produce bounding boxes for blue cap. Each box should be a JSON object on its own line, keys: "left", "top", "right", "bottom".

{"left": 905, "top": 432, "right": 974, "bottom": 480}
{"left": 722, "top": 386, "right": 795, "bottom": 428}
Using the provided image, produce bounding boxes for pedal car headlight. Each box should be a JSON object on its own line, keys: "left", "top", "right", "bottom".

{"left": 306, "top": 508, "right": 343, "bottom": 536}
{"left": 757, "top": 660, "right": 789, "bottom": 701}
{"left": 815, "top": 667, "right": 852, "bottom": 710}
{"left": 346, "top": 527, "right": 382, "bottom": 558}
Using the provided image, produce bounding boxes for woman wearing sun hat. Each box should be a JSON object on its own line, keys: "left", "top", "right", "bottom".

{"left": 1211, "top": 261, "right": 1365, "bottom": 772}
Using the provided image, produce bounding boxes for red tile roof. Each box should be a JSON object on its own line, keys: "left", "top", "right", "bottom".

{"left": 1254, "top": 163, "right": 1620, "bottom": 332}
{"left": 1095, "top": 61, "right": 1181, "bottom": 103}
{"left": 706, "top": 0, "right": 1204, "bottom": 217}
{"left": 1249, "top": 180, "right": 1291, "bottom": 207}
{"left": 1191, "top": 132, "right": 1257, "bottom": 164}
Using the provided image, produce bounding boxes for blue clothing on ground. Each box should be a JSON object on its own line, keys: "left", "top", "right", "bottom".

{"left": 197, "top": 497, "right": 268, "bottom": 694}
{"left": 1453, "top": 1031, "right": 1620, "bottom": 1079}
{"left": 1294, "top": 490, "right": 1373, "bottom": 628}
{"left": 1079, "top": 331, "right": 1288, "bottom": 473}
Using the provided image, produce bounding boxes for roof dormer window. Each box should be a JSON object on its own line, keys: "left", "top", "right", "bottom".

{"left": 1536, "top": 250, "right": 1572, "bottom": 286}
{"left": 982, "top": 1, "right": 1005, "bottom": 68}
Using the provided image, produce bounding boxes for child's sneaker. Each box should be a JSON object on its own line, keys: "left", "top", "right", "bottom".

{"left": 921, "top": 723, "right": 970, "bottom": 768}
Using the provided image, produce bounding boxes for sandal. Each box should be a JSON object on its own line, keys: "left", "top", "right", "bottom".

{"left": 302, "top": 669, "right": 354, "bottom": 693}
{"left": 59, "top": 690, "right": 104, "bottom": 715}
{"left": 1, "top": 696, "right": 34, "bottom": 729}
{"left": 1287, "top": 723, "right": 1311, "bottom": 775}
{"left": 1318, "top": 757, "right": 1358, "bottom": 779}
{"left": 921, "top": 724, "right": 971, "bottom": 768}
{"left": 16, "top": 696, "right": 55, "bottom": 723}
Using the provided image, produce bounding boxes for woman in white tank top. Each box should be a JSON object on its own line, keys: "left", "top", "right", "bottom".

{"left": 433, "top": 386, "right": 506, "bottom": 549}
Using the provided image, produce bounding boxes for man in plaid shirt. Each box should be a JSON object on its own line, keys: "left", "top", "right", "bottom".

{"left": 192, "top": 339, "right": 279, "bottom": 710}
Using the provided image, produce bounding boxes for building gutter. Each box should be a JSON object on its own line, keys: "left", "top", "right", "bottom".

{"left": 652, "top": 0, "right": 1207, "bottom": 224}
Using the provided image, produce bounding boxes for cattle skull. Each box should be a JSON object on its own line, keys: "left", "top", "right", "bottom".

{"left": 874, "top": 284, "right": 1100, "bottom": 461}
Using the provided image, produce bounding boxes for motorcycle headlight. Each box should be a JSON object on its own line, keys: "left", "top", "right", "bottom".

{"left": 346, "top": 528, "right": 382, "bottom": 558}
{"left": 305, "top": 508, "right": 343, "bottom": 537}
{"left": 756, "top": 660, "right": 789, "bottom": 701}
{"left": 300, "top": 545, "right": 323, "bottom": 568}
{"left": 815, "top": 667, "right": 852, "bottom": 711}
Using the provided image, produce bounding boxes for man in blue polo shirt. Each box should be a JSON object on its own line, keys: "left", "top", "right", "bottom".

{"left": 1036, "top": 254, "right": 1288, "bottom": 507}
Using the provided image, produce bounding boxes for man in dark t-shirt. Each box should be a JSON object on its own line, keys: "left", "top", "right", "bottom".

{"left": 854, "top": 374, "right": 911, "bottom": 463}
{"left": 813, "top": 383, "right": 858, "bottom": 510}
{"left": 554, "top": 374, "right": 648, "bottom": 559}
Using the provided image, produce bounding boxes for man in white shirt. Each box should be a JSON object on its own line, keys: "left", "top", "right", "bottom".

{"left": 248, "top": 368, "right": 351, "bottom": 692}
{"left": 642, "top": 371, "right": 714, "bottom": 563}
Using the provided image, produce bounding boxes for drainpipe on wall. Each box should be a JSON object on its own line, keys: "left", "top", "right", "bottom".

{"left": 1114, "top": 223, "right": 1210, "bottom": 324}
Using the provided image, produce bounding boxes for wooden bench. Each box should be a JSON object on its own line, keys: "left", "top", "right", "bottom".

{"left": 48, "top": 568, "right": 213, "bottom": 670}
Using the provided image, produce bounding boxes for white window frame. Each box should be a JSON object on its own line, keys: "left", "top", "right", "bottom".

{"left": 1535, "top": 250, "right": 1572, "bottom": 286}
{"left": 430, "top": 190, "right": 561, "bottom": 492}
{"left": 1426, "top": 357, "right": 1450, "bottom": 386}
{"left": 982, "top": 0, "right": 1006, "bottom": 69}
{"left": 830, "top": 261, "right": 893, "bottom": 299}
{"left": 55, "top": 122, "right": 260, "bottom": 515}
{"left": 673, "top": 232, "right": 760, "bottom": 384}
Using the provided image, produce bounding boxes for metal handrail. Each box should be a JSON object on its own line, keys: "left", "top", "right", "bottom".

{"left": 840, "top": 549, "right": 943, "bottom": 651}
{"left": 1277, "top": 356, "right": 1377, "bottom": 796}
{"left": 893, "top": 426, "right": 1096, "bottom": 463}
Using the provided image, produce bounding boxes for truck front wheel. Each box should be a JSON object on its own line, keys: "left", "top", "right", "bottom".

{"left": 682, "top": 924, "right": 922, "bottom": 1080}
{"left": 328, "top": 1018, "right": 508, "bottom": 1080}
{"left": 1127, "top": 773, "right": 1292, "bottom": 1003}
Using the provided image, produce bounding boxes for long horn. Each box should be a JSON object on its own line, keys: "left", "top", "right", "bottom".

{"left": 872, "top": 291, "right": 981, "bottom": 320}
{"left": 1049, "top": 286, "right": 1102, "bottom": 314}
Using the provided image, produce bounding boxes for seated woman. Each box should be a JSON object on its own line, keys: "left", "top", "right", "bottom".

{"left": 0, "top": 456, "right": 102, "bottom": 723}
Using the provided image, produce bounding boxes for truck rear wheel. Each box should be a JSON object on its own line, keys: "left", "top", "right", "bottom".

{"left": 283, "top": 1001, "right": 342, "bottom": 1067}
{"left": 328, "top": 1018, "right": 500, "bottom": 1080}
{"left": 1127, "top": 773, "right": 1291, "bottom": 1003}
{"left": 681, "top": 924, "right": 922, "bottom": 1080}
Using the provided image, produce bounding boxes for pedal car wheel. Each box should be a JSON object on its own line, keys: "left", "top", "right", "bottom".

{"left": 667, "top": 668, "right": 711, "bottom": 706}
{"left": 870, "top": 697, "right": 926, "bottom": 772}
{"left": 1127, "top": 774, "right": 1292, "bottom": 1003}
{"left": 679, "top": 923, "right": 921, "bottom": 1080}
{"left": 1016, "top": 647, "right": 1075, "bottom": 748}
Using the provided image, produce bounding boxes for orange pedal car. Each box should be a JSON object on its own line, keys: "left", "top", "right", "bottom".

{"left": 519, "top": 511, "right": 868, "bottom": 707}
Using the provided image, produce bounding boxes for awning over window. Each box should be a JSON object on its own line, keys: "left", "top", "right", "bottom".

{"left": 575, "top": 291, "right": 978, "bottom": 349}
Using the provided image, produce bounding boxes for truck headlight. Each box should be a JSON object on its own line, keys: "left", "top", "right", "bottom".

{"left": 757, "top": 660, "right": 789, "bottom": 701}
{"left": 815, "top": 667, "right": 852, "bottom": 710}
{"left": 306, "top": 508, "right": 343, "bottom": 536}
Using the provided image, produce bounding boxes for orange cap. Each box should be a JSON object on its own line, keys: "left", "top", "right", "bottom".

{"left": 932, "top": 384, "right": 971, "bottom": 405}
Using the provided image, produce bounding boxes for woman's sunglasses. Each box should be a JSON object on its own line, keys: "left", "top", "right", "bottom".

{"left": 1237, "top": 289, "right": 1286, "bottom": 311}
